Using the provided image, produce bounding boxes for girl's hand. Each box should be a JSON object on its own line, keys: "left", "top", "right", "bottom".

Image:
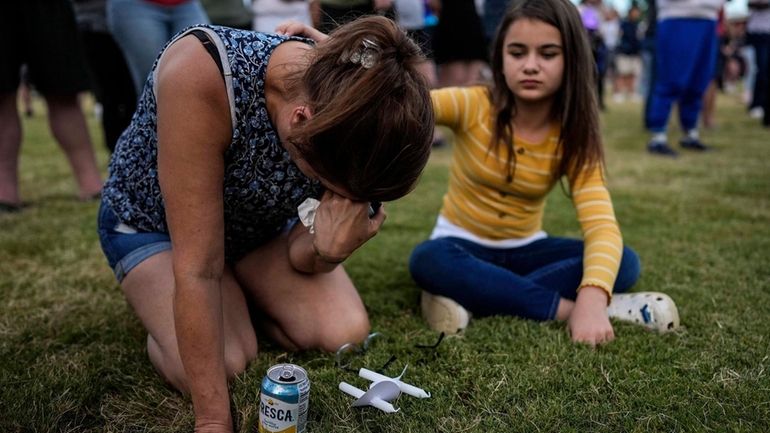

{"left": 311, "top": 190, "right": 385, "bottom": 262}
{"left": 274, "top": 20, "right": 329, "bottom": 43}
{"left": 568, "top": 286, "right": 614, "bottom": 346}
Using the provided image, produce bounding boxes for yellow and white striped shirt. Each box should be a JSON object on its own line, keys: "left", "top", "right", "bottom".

{"left": 432, "top": 86, "right": 623, "bottom": 297}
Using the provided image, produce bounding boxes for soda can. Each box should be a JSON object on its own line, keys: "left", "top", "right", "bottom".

{"left": 259, "top": 363, "right": 310, "bottom": 433}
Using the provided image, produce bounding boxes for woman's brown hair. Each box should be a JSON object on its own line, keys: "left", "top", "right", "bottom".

{"left": 488, "top": 0, "right": 604, "bottom": 186}
{"left": 290, "top": 16, "right": 434, "bottom": 201}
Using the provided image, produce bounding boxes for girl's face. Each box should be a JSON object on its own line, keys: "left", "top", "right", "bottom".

{"left": 502, "top": 18, "right": 564, "bottom": 105}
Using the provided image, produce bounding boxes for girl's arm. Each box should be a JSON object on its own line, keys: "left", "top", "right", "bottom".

{"left": 156, "top": 37, "right": 234, "bottom": 431}
{"left": 287, "top": 191, "right": 386, "bottom": 273}
{"left": 568, "top": 165, "right": 624, "bottom": 345}
{"left": 431, "top": 87, "right": 484, "bottom": 130}
{"left": 571, "top": 166, "right": 623, "bottom": 298}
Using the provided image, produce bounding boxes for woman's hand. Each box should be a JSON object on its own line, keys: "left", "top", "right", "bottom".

{"left": 568, "top": 286, "right": 614, "bottom": 346}
{"left": 194, "top": 420, "right": 233, "bottom": 433}
{"left": 274, "top": 20, "right": 329, "bottom": 43}
{"left": 311, "top": 190, "right": 385, "bottom": 263}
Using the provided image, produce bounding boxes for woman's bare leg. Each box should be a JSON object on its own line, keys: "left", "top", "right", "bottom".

{"left": 234, "top": 231, "right": 370, "bottom": 352}
{"left": 120, "top": 251, "right": 258, "bottom": 392}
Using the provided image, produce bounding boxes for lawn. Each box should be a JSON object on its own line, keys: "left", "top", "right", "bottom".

{"left": 1, "top": 94, "right": 769, "bottom": 433}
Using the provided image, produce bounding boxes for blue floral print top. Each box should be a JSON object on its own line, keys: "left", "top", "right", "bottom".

{"left": 103, "top": 25, "right": 322, "bottom": 261}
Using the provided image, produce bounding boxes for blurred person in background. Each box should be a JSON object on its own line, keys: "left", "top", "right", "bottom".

{"left": 614, "top": 4, "right": 643, "bottom": 102}
{"left": 747, "top": 0, "right": 770, "bottom": 120}
{"left": 432, "top": 0, "right": 488, "bottom": 86}
{"left": 483, "top": 0, "right": 512, "bottom": 46}
{"left": 107, "top": 0, "right": 210, "bottom": 95}
{"left": 316, "top": 0, "right": 394, "bottom": 33}
{"left": 0, "top": 0, "right": 103, "bottom": 212}
{"left": 641, "top": 0, "right": 658, "bottom": 127}
{"left": 73, "top": 0, "right": 137, "bottom": 153}
{"left": 700, "top": 8, "right": 725, "bottom": 129}
{"left": 601, "top": 7, "right": 621, "bottom": 101}
{"left": 765, "top": 44, "right": 770, "bottom": 126}
{"left": 394, "top": 0, "right": 446, "bottom": 146}
{"left": 645, "top": 0, "right": 725, "bottom": 156}
{"left": 201, "top": 0, "right": 253, "bottom": 29}
{"left": 580, "top": 0, "right": 608, "bottom": 109}
{"left": 720, "top": 18, "right": 748, "bottom": 95}
{"left": 18, "top": 65, "right": 35, "bottom": 118}
{"left": 253, "top": 0, "right": 310, "bottom": 32}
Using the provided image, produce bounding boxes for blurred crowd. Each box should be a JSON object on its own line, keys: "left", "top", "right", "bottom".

{"left": 577, "top": 0, "right": 769, "bottom": 128}
{"left": 2, "top": 0, "right": 769, "bottom": 211}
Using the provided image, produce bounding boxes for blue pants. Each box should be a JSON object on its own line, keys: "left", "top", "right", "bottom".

{"left": 107, "top": 0, "right": 209, "bottom": 94}
{"left": 647, "top": 18, "right": 717, "bottom": 133}
{"left": 409, "top": 237, "right": 641, "bottom": 321}
{"left": 747, "top": 32, "right": 770, "bottom": 111}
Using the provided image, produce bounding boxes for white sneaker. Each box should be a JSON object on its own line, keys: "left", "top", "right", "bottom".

{"left": 749, "top": 107, "right": 764, "bottom": 119}
{"left": 607, "top": 292, "right": 680, "bottom": 332}
{"left": 420, "top": 291, "right": 471, "bottom": 335}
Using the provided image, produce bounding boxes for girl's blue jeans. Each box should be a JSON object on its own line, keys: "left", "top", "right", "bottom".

{"left": 409, "top": 237, "right": 641, "bottom": 322}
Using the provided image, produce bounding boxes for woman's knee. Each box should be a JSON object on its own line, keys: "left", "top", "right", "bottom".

{"left": 147, "top": 335, "right": 189, "bottom": 392}
{"left": 224, "top": 335, "right": 258, "bottom": 379}
{"left": 147, "top": 332, "right": 258, "bottom": 390}
{"left": 319, "top": 309, "right": 370, "bottom": 352}
{"left": 293, "top": 307, "right": 370, "bottom": 353}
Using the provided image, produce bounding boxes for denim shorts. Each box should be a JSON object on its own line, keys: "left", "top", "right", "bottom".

{"left": 97, "top": 200, "right": 171, "bottom": 283}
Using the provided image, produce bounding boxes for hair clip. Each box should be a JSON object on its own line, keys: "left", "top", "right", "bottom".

{"left": 340, "top": 37, "right": 380, "bottom": 69}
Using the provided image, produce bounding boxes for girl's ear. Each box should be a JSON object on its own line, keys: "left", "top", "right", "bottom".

{"left": 290, "top": 105, "right": 313, "bottom": 127}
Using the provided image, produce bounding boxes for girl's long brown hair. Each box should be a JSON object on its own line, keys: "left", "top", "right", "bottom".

{"left": 488, "top": 0, "right": 604, "bottom": 186}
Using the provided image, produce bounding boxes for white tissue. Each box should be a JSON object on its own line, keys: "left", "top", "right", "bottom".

{"left": 297, "top": 198, "right": 321, "bottom": 234}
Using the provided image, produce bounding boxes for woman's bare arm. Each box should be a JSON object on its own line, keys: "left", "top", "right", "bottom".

{"left": 156, "top": 35, "right": 234, "bottom": 432}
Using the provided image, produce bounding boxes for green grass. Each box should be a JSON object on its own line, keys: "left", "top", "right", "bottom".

{"left": 2, "top": 94, "right": 769, "bottom": 433}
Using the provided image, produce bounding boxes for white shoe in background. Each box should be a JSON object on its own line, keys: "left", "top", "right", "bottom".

{"left": 421, "top": 291, "right": 471, "bottom": 335}
{"left": 749, "top": 107, "right": 764, "bottom": 119}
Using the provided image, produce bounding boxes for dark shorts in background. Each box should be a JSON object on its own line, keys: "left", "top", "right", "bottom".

{"left": 0, "top": 0, "right": 90, "bottom": 95}
{"left": 432, "top": 0, "right": 488, "bottom": 64}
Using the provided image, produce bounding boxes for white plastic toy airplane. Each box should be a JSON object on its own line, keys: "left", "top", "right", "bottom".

{"left": 338, "top": 365, "right": 430, "bottom": 413}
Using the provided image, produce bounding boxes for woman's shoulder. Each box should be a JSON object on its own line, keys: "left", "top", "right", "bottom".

{"left": 156, "top": 35, "right": 223, "bottom": 95}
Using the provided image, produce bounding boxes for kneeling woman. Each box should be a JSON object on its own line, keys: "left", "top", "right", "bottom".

{"left": 97, "top": 17, "right": 432, "bottom": 431}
